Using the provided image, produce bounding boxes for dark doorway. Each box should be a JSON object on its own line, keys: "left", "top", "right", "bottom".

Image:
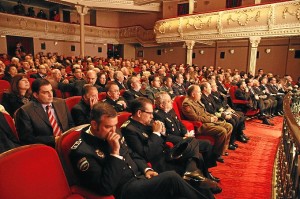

{"left": 63, "top": 10, "right": 70, "bottom": 23}
{"left": 6, "top": 35, "right": 34, "bottom": 57}
{"left": 107, "top": 44, "right": 123, "bottom": 59}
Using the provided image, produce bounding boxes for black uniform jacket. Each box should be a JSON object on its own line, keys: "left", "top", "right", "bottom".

{"left": 70, "top": 127, "right": 148, "bottom": 198}
{"left": 102, "top": 96, "right": 127, "bottom": 112}
{"left": 154, "top": 109, "right": 187, "bottom": 144}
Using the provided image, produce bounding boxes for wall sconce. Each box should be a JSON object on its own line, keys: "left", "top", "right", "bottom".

{"left": 199, "top": 50, "right": 204, "bottom": 54}
{"left": 229, "top": 49, "right": 234, "bottom": 54}
{"left": 170, "top": 48, "right": 174, "bottom": 52}
{"left": 289, "top": 48, "right": 295, "bottom": 51}
{"left": 54, "top": 41, "right": 58, "bottom": 46}
{"left": 265, "top": 48, "right": 271, "bottom": 54}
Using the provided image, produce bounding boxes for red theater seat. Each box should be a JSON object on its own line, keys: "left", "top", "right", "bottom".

{"left": 65, "top": 96, "right": 82, "bottom": 112}
{"left": 56, "top": 125, "right": 115, "bottom": 199}
{"left": 0, "top": 80, "right": 10, "bottom": 103}
{"left": 173, "top": 95, "right": 215, "bottom": 144}
{"left": 2, "top": 112, "right": 19, "bottom": 140}
{"left": 117, "top": 111, "right": 131, "bottom": 129}
{"left": 0, "top": 144, "right": 85, "bottom": 199}
{"left": 98, "top": 92, "right": 107, "bottom": 101}
{"left": 229, "top": 86, "right": 260, "bottom": 116}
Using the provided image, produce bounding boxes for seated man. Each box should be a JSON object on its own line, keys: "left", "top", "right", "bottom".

{"left": 172, "top": 73, "right": 187, "bottom": 96}
{"left": 70, "top": 102, "right": 209, "bottom": 199}
{"left": 154, "top": 91, "right": 220, "bottom": 182}
{"left": 102, "top": 82, "right": 127, "bottom": 112}
{"left": 121, "top": 97, "right": 220, "bottom": 197}
{"left": 123, "top": 76, "right": 147, "bottom": 105}
{"left": 161, "top": 76, "right": 175, "bottom": 99}
{"left": 182, "top": 85, "right": 232, "bottom": 161}
{"left": 15, "top": 79, "right": 74, "bottom": 147}
{"left": 145, "top": 75, "right": 162, "bottom": 102}
{"left": 200, "top": 82, "right": 239, "bottom": 149}
{"left": 266, "top": 77, "right": 284, "bottom": 115}
{"left": 210, "top": 83, "right": 249, "bottom": 143}
{"left": 71, "top": 84, "right": 99, "bottom": 125}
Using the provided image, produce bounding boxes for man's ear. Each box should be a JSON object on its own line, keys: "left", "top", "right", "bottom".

{"left": 32, "top": 92, "right": 38, "bottom": 99}
{"left": 90, "top": 120, "right": 97, "bottom": 130}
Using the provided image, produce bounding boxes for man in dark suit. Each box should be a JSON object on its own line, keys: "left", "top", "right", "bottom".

{"left": 172, "top": 73, "right": 187, "bottom": 96}
{"left": 102, "top": 82, "right": 127, "bottom": 112}
{"left": 266, "top": 77, "right": 284, "bottom": 115}
{"left": 15, "top": 79, "right": 74, "bottom": 147}
{"left": 71, "top": 84, "right": 98, "bottom": 125}
{"left": 114, "top": 70, "right": 127, "bottom": 90}
{"left": 70, "top": 102, "right": 209, "bottom": 199}
{"left": 153, "top": 91, "right": 220, "bottom": 182}
{"left": 30, "top": 65, "right": 47, "bottom": 79}
{"left": 121, "top": 97, "right": 219, "bottom": 196}
{"left": 123, "top": 76, "right": 147, "bottom": 105}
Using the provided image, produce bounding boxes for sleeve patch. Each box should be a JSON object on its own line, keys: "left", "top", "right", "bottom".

{"left": 77, "top": 157, "right": 89, "bottom": 171}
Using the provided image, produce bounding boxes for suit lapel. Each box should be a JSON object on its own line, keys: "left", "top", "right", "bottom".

{"left": 33, "top": 101, "right": 51, "bottom": 127}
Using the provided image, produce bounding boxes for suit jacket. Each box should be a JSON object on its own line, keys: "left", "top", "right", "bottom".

{"left": 154, "top": 109, "right": 187, "bottom": 144}
{"left": 121, "top": 118, "right": 185, "bottom": 174}
{"left": 235, "top": 88, "right": 250, "bottom": 101}
{"left": 71, "top": 99, "right": 91, "bottom": 125}
{"left": 172, "top": 83, "right": 186, "bottom": 96}
{"left": 102, "top": 96, "right": 127, "bottom": 112}
{"left": 182, "top": 97, "right": 218, "bottom": 128}
{"left": 30, "top": 73, "right": 45, "bottom": 79}
{"left": 0, "top": 112, "right": 20, "bottom": 153}
{"left": 216, "top": 81, "right": 228, "bottom": 95}
{"left": 123, "top": 89, "right": 146, "bottom": 103}
{"left": 200, "top": 94, "right": 217, "bottom": 115}
{"left": 70, "top": 127, "right": 147, "bottom": 198}
{"left": 114, "top": 80, "right": 127, "bottom": 90}
{"left": 16, "top": 98, "right": 74, "bottom": 147}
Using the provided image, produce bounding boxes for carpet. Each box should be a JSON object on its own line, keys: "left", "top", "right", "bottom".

{"left": 211, "top": 116, "right": 283, "bottom": 199}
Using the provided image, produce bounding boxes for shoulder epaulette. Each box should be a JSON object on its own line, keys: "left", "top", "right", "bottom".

{"left": 71, "top": 139, "right": 82, "bottom": 150}
{"left": 121, "top": 120, "right": 130, "bottom": 128}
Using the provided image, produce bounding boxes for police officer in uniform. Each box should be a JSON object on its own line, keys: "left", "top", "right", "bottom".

{"left": 102, "top": 82, "right": 127, "bottom": 112}
{"left": 123, "top": 76, "right": 147, "bottom": 106}
{"left": 153, "top": 91, "right": 220, "bottom": 182}
{"left": 121, "top": 97, "right": 221, "bottom": 197}
{"left": 70, "top": 102, "right": 209, "bottom": 199}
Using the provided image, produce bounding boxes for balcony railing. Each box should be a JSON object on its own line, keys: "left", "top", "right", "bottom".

{"left": 275, "top": 92, "right": 300, "bottom": 198}
{"left": 0, "top": 12, "right": 156, "bottom": 46}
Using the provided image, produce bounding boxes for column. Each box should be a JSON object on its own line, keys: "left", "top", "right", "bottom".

{"left": 75, "top": 5, "right": 89, "bottom": 58}
{"left": 185, "top": 40, "right": 195, "bottom": 66}
{"left": 189, "top": 0, "right": 194, "bottom": 14}
{"left": 248, "top": 36, "right": 261, "bottom": 75}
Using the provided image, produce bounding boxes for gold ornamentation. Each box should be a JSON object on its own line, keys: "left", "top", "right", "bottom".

{"left": 19, "top": 18, "right": 28, "bottom": 29}
{"left": 283, "top": 6, "right": 300, "bottom": 20}
{"left": 227, "top": 11, "right": 261, "bottom": 26}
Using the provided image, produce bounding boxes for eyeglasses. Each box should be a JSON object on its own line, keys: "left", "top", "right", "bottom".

{"left": 140, "top": 110, "right": 153, "bottom": 115}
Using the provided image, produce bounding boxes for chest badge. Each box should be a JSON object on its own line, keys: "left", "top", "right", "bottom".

{"left": 142, "top": 132, "right": 149, "bottom": 138}
{"left": 95, "top": 149, "right": 105, "bottom": 158}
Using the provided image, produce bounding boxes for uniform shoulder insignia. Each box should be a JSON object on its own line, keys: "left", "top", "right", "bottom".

{"left": 95, "top": 149, "right": 105, "bottom": 158}
{"left": 77, "top": 157, "right": 89, "bottom": 171}
{"left": 155, "top": 110, "right": 159, "bottom": 113}
{"left": 166, "top": 117, "right": 172, "bottom": 123}
{"left": 121, "top": 120, "right": 130, "bottom": 128}
{"left": 71, "top": 139, "right": 82, "bottom": 150}
{"left": 142, "top": 132, "right": 149, "bottom": 138}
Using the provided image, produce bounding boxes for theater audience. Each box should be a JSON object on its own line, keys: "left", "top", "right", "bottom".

{"left": 70, "top": 102, "right": 209, "bottom": 199}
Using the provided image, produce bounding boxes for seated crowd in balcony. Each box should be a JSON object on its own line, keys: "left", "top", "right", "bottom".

{"left": 0, "top": 51, "right": 299, "bottom": 199}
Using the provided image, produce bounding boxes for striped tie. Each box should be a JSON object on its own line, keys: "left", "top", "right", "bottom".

{"left": 46, "top": 105, "right": 62, "bottom": 136}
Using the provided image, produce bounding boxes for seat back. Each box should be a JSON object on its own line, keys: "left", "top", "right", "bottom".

{"left": 229, "top": 85, "right": 238, "bottom": 101}
{"left": 0, "top": 80, "right": 11, "bottom": 103}
{"left": 0, "top": 144, "right": 83, "bottom": 199}
{"left": 65, "top": 96, "right": 82, "bottom": 112}
{"left": 117, "top": 112, "right": 131, "bottom": 129}
{"left": 98, "top": 92, "right": 107, "bottom": 101}
{"left": 2, "top": 112, "right": 19, "bottom": 140}
{"left": 56, "top": 124, "right": 89, "bottom": 186}
{"left": 173, "top": 95, "right": 186, "bottom": 120}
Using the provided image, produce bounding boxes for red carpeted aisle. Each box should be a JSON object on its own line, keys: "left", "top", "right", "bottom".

{"left": 211, "top": 116, "right": 283, "bottom": 199}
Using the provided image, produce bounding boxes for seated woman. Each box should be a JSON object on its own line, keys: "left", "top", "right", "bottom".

{"left": 2, "top": 64, "right": 18, "bottom": 83}
{"left": 2, "top": 74, "right": 31, "bottom": 116}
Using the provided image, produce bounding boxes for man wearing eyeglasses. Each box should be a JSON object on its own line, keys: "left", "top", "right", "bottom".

{"left": 103, "top": 82, "right": 127, "bottom": 112}
{"left": 121, "top": 97, "right": 219, "bottom": 198}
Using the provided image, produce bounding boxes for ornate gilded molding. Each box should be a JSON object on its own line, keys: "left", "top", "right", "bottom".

{"left": 0, "top": 12, "right": 155, "bottom": 46}
{"left": 154, "top": 0, "right": 300, "bottom": 43}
